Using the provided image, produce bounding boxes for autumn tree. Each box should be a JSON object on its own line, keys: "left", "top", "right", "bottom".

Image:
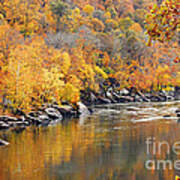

{"left": 145, "top": 0, "right": 179, "bottom": 45}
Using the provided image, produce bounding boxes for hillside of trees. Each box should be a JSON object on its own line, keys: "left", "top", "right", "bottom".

{"left": 0, "top": 0, "right": 179, "bottom": 113}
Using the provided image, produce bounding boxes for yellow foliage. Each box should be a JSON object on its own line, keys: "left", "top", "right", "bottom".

{"left": 61, "top": 52, "right": 71, "bottom": 75}
{"left": 94, "top": 66, "right": 108, "bottom": 79}
{"left": 61, "top": 83, "right": 80, "bottom": 103}
{"left": 83, "top": 4, "right": 94, "bottom": 16}
{"left": 129, "top": 23, "right": 143, "bottom": 32}
{"left": 104, "top": 11, "right": 111, "bottom": 19}
{"left": 105, "top": 19, "right": 118, "bottom": 29}
{"left": 73, "top": 7, "right": 80, "bottom": 15}
{"left": 0, "top": 0, "right": 178, "bottom": 113}
{"left": 91, "top": 18, "right": 105, "bottom": 32}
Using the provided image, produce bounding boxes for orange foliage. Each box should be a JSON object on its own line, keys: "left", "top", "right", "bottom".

{"left": 0, "top": 0, "right": 179, "bottom": 112}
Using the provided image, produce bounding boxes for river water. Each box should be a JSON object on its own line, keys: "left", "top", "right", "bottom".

{"left": 1, "top": 101, "right": 180, "bottom": 180}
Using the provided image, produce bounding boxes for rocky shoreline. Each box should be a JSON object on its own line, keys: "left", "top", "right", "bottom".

{"left": 0, "top": 102, "right": 90, "bottom": 131}
{"left": 1, "top": 86, "right": 180, "bottom": 146}
{"left": 81, "top": 86, "right": 180, "bottom": 106}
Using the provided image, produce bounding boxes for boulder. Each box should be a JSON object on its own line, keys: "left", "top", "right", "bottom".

{"left": 52, "top": 105, "right": 74, "bottom": 118}
{"left": 26, "top": 115, "right": 42, "bottom": 125}
{"left": 150, "top": 96, "right": 162, "bottom": 102}
{"left": 136, "top": 91, "right": 150, "bottom": 102}
{"left": 168, "top": 91, "right": 175, "bottom": 97}
{"left": 97, "top": 97, "right": 111, "bottom": 104}
{"left": 175, "top": 109, "right": 180, "bottom": 114}
{"left": 38, "top": 115, "right": 51, "bottom": 125}
{"left": 77, "top": 102, "right": 90, "bottom": 115}
{"left": 13, "top": 121, "right": 28, "bottom": 126}
{"left": 167, "top": 96, "right": 174, "bottom": 101}
{"left": 158, "top": 92, "right": 167, "bottom": 101}
{"left": 0, "top": 139, "right": 9, "bottom": 146}
{"left": 175, "top": 109, "right": 180, "bottom": 119}
{"left": 129, "top": 87, "right": 138, "bottom": 96}
{"left": 28, "top": 114, "right": 50, "bottom": 125}
{"left": 111, "top": 91, "right": 121, "bottom": 102}
{"left": 117, "top": 96, "right": 134, "bottom": 103}
{"left": 134, "top": 95, "right": 143, "bottom": 102}
{"left": 174, "top": 86, "right": 180, "bottom": 100}
{"left": 106, "top": 89, "right": 115, "bottom": 103}
{"left": 144, "top": 93, "right": 152, "bottom": 99}
{"left": 28, "top": 111, "right": 42, "bottom": 118}
{"left": 90, "top": 92, "right": 98, "bottom": 103}
{"left": 119, "top": 88, "right": 129, "bottom": 96}
{"left": 0, "top": 116, "right": 18, "bottom": 122}
{"left": 45, "top": 108, "right": 63, "bottom": 120}
{"left": 0, "top": 121, "right": 10, "bottom": 130}
{"left": 159, "top": 95, "right": 167, "bottom": 102}
{"left": 177, "top": 113, "right": 180, "bottom": 118}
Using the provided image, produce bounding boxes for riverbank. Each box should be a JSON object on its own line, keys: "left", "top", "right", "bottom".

{"left": 1, "top": 85, "right": 180, "bottom": 145}
{"left": 81, "top": 86, "right": 180, "bottom": 106}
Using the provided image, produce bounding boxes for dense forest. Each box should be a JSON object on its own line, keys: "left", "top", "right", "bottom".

{"left": 0, "top": 0, "right": 179, "bottom": 113}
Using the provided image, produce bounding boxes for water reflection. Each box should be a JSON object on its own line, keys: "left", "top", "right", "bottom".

{"left": 0, "top": 102, "right": 180, "bottom": 180}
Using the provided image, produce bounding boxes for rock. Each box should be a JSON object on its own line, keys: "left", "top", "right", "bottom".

{"left": 158, "top": 92, "right": 167, "bottom": 101}
{"left": 136, "top": 91, "right": 150, "bottom": 102}
{"left": 119, "top": 88, "right": 129, "bottom": 96}
{"left": 45, "top": 108, "right": 63, "bottom": 120}
{"left": 159, "top": 95, "right": 167, "bottom": 102}
{"left": 18, "top": 116, "right": 26, "bottom": 122}
{"left": 28, "top": 111, "right": 42, "bottom": 117}
{"left": 163, "top": 115, "right": 171, "bottom": 118}
{"left": 175, "top": 109, "right": 180, "bottom": 114}
{"left": 38, "top": 115, "right": 51, "bottom": 125}
{"left": 23, "top": 121, "right": 30, "bottom": 126}
{"left": 106, "top": 89, "right": 114, "bottom": 101}
{"left": 52, "top": 105, "right": 74, "bottom": 118}
{"left": 129, "top": 87, "right": 138, "bottom": 96}
{"left": 144, "top": 93, "right": 152, "bottom": 99}
{"left": 0, "top": 116, "right": 18, "bottom": 122}
{"left": 28, "top": 114, "right": 50, "bottom": 125}
{"left": 111, "top": 91, "right": 121, "bottom": 102}
{"left": 26, "top": 115, "right": 41, "bottom": 125}
{"left": 0, "top": 139, "right": 9, "bottom": 146}
{"left": 105, "top": 88, "right": 117, "bottom": 103}
{"left": 117, "top": 96, "right": 134, "bottom": 103}
{"left": 77, "top": 102, "right": 90, "bottom": 115}
{"left": 167, "top": 96, "right": 174, "bottom": 101}
{"left": 174, "top": 86, "right": 180, "bottom": 100}
{"left": 26, "top": 111, "right": 43, "bottom": 124}
{"left": 97, "top": 97, "right": 111, "bottom": 104}
{"left": 134, "top": 95, "right": 143, "bottom": 102}
{"left": 177, "top": 113, "right": 180, "bottom": 118}
{"left": 150, "top": 96, "right": 161, "bottom": 102}
{"left": 0, "top": 121, "right": 10, "bottom": 130}
{"left": 0, "top": 115, "right": 29, "bottom": 128}
{"left": 168, "top": 91, "right": 175, "bottom": 97}
{"left": 175, "top": 109, "right": 180, "bottom": 120}
{"left": 90, "top": 92, "right": 97, "bottom": 103}
{"left": 14, "top": 121, "right": 28, "bottom": 126}
{"left": 6, "top": 121, "right": 20, "bottom": 127}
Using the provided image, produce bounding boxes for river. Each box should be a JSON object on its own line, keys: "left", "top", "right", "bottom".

{"left": 1, "top": 101, "right": 180, "bottom": 180}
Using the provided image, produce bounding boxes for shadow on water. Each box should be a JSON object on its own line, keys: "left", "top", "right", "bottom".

{"left": 1, "top": 101, "right": 180, "bottom": 180}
